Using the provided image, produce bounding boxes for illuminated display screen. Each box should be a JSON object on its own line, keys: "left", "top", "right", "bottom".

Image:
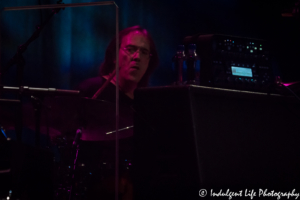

{"left": 231, "top": 66, "right": 253, "bottom": 77}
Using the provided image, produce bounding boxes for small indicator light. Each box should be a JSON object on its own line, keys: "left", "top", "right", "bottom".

{"left": 250, "top": 50, "right": 253, "bottom": 53}
{"left": 232, "top": 41, "right": 234, "bottom": 43}
{"left": 247, "top": 46, "right": 249, "bottom": 49}
{"left": 254, "top": 47, "right": 257, "bottom": 50}
{"left": 260, "top": 44, "right": 262, "bottom": 47}
{"left": 259, "top": 48, "right": 262, "bottom": 50}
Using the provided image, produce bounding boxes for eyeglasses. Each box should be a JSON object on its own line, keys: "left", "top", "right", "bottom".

{"left": 122, "top": 45, "right": 151, "bottom": 58}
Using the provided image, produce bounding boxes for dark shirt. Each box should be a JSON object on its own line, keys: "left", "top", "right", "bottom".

{"left": 77, "top": 76, "right": 134, "bottom": 141}
{"left": 78, "top": 76, "right": 133, "bottom": 107}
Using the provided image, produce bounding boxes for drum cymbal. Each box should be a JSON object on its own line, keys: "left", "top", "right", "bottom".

{"left": 1, "top": 97, "right": 134, "bottom": 141}
{"left": 0, "top": 99, "right": 62, "bottom": 140}
{"left": 44, "top": 97, "right": 134, "bottom": 141}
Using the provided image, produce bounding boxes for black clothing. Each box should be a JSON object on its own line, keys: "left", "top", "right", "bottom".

{"left": 78, "top": 76, "right": 133, "bottom": 106}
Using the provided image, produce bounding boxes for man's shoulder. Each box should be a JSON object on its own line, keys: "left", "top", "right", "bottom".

{"left": 79, "top": 76, "right": 104, "bottom": 88}
{"left": 78, "top": 76, "right": 105, "bottom": 98}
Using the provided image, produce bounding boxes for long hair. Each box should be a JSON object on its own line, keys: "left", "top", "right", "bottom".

{"left": 99, "top": 25, "right": 159, "bottom": 87}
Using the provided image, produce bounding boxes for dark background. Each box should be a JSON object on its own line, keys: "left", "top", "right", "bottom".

{"left": 1, "top": 0, "right": 299, "bottom": 90}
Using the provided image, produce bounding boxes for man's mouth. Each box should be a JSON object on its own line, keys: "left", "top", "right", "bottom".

{"left": 131, "top": 66, "right": 139, "bottom": 70}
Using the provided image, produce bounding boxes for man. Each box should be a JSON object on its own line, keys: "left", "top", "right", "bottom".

{"left": 78, "top": 26, "right": 159, "bottom": 200}
{"left": 79, "top": 25, "right": 159, "bottom": 102}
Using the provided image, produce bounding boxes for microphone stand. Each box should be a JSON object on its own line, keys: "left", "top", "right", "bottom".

{"left": 1, "top": 0, "right": 65, "bottom": 83}
{"left": 0, "top": 0, "right": 65, "bottom": 145}
{"left": 31, "top": 95, "right": 46, "bottom": 148}
{"left": 69, "top": 128, "right": 82, "bottom": 200}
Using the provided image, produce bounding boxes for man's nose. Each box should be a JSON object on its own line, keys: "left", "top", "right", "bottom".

{"left": 132, "top": 49, "right": 141, "bottom": 61}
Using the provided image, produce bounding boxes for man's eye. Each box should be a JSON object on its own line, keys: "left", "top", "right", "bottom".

{"left": 141, "top": 50, "right": 149, "bottom": 55}
{"left": 126, "top": 47, "right": 135, "bottom": 53}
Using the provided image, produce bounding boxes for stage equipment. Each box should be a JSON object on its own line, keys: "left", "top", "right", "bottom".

{"left": 54, "top": 137, "right": 133, "bottom": 200}
{"left": 0, "top": 139, "right": 54, "bottom": 200}
{"left": 35, "top": 97, "right": 134, "bottom": 199}
{"left": 1, "top": 96, "right": 134, "bottom": 200}
{"left": 41, "top": 97, "right": 134, "bottom": 141}
{"left": 183, "top": 34, "right": 274, "bottom": 92}
{"left": 0, "top": 85, "right": 80, "bottom": 96}
{"left": 282, "top": 0, "right": 300, "bottom": 18}
{"left": 133, "top": 85, "right": 300, "bottom": 200}
{"left": 173, "top": 44, "right": 200, "bottom": 85}
{"left": 1, "top": 2, "right": 121, "bottom": 198}
{"left": 0, "top": 87, "right": 80, "bottom": 147}
{"left": 0, "top": 1, "right": 65, "bottom": 87}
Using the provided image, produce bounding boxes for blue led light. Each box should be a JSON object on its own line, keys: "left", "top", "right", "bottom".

{"left": 1, "top": 128, "right": 7, "bottom": 138}
{"left": 231, "top": 66, "right": 253, "bottom": 77}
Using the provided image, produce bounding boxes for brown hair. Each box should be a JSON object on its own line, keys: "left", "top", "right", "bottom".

{"left": 99, "top": 25, "right": 159, "bottom": 87}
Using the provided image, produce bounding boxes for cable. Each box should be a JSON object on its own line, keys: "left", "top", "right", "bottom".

{"left": 281, "top": 83, "right": 300, "bottom": 102}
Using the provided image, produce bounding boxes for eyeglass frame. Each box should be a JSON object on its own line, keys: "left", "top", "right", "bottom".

{"left": 121, "top": 45, "right": 152, "bottom": 58}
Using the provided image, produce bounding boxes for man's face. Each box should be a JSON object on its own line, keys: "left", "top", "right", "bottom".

{"left": 118, "top": 31, "right": 150, "bottom": 84}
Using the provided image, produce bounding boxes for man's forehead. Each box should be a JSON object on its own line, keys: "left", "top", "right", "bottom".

{"left": 121, "top": 31, "right": 150, "bottom": 49}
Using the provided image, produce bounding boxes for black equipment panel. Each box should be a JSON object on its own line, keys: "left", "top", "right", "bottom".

{"left": 133, "top": 86, "right": 300, "bottom": 200}
{"left": 184, "top": 34, "right": 273, "bottom": 92}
